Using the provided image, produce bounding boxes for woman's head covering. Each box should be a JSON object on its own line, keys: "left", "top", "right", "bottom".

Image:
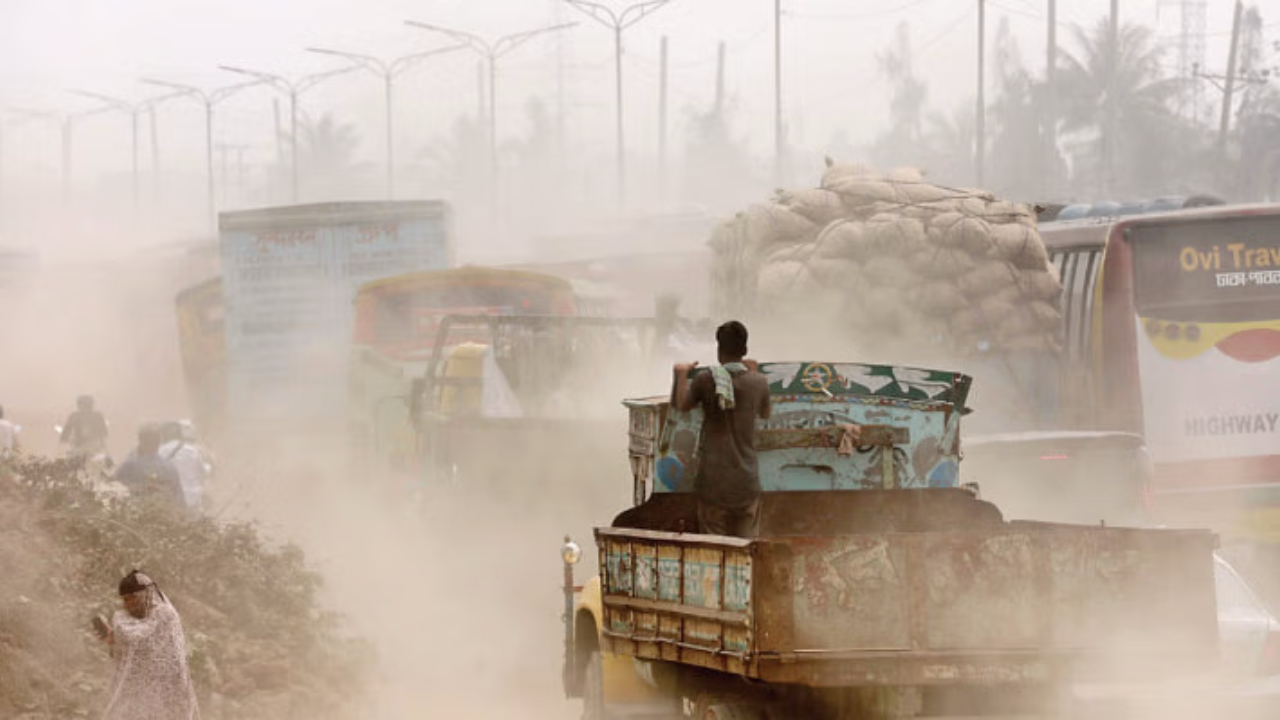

{"left": 118, "top": 570, "right": 155, "bottom": 596}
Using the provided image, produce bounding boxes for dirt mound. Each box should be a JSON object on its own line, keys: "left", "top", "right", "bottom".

{"left": 0, "top": 456, "right": 371, "bottom": 719}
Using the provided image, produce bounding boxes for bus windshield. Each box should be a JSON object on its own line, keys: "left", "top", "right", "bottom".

{"left": 1132, "top": 216, "right": 1280, "bottom": 324}
{"left": 355, "top": 272, "right": 578, "bottom": 361}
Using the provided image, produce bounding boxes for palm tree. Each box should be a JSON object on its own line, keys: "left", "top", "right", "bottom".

{"left": 987, "top": 18, "right": 1065, "bottom": 200}
{"left": 1056, "top": 18, "right": 1198, "bottom": 198}
{"left": 296, "top": 114, "right": 377, "bottom": 201}
{"left": 869, "top": 22, "right": 930, "bottom": 171}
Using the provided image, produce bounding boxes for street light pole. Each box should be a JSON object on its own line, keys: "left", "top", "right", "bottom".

{"left": 219, "top": 64, "right": 360, "bottom": 203}
{"left": 70, "top": 89, "right": 186, "bottom": 223}
{"left": 306, "top": 44, "right": 465, "bottom": 199}
{"left": 563, "top": 0, "right": 673, "bottom": 207}
{"left": 404, "top": 20, "right": 575, "bottom": 210}
{"left": 142, "top": 78, "right": 262, "bottom": 232}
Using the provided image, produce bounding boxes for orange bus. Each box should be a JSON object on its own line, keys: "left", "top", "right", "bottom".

{"left": 1039, "top": 203, "right": 1280, "bottom": 536}
{"left": 351, "top": 267, "right": 579, "bottom": 363}
{"left": 347, "top": 267, "right": 581, "bottom": 472}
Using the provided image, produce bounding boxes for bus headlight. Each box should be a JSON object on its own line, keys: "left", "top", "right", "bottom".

{"left": 1185, "top": 324, "right": 1201, "bottom": 342}
{"left": 561, "top": 539, "right": 582, "bottom": 565}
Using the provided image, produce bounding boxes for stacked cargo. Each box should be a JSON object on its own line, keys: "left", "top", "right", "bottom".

{"left": 710, "top": 160, "right": 1063, "bottom": 355}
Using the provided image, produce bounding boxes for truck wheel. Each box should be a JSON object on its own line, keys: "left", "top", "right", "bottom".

{"left": 582, "top": 649, "right": 607, "bottom": 720}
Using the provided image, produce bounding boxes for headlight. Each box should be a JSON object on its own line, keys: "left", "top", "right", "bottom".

{"left": 561, "top": 538, "right": 582, "bottom": 565}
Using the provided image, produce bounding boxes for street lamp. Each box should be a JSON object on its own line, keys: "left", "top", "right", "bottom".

{"left": 217, "top": 63, "right": 361, "bottom": 203}
{"left": 0, "top": 107, "right": 56, "bottom": 217}
{"left": 141, "top": 78, "right": 262, "bottom": 233}
{"left": 404, "top": 20, "right": 576, "bottom": 195}
{"left": 563, "top": 0, "right": 673, "bottom": 206}
{"left": 305, "top": 43, "right": 466, "bottom": 199}
{"left": 69, "top": 89, "right": 187, "bottom": 221}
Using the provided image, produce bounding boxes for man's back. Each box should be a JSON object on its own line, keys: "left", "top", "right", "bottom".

{"left": 158, "top": 440, "right": 208, "bottom": 509}
{"left": 115, "top": 453, "right": 184, "bottom": 508}
{"left": 689, "top": 368, "right": 771, "bottom": 506}
{"left": 64, "top": 410, "right": 107, "bottom": 449}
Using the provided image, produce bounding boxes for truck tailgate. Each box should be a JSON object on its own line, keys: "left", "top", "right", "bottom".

{"left": 597, "top": 523, "right": 1217, "bottom": 687}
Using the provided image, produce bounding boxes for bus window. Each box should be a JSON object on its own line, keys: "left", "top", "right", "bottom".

{"left": 1051, "top": 248, "right": 1103, "bottom": 368}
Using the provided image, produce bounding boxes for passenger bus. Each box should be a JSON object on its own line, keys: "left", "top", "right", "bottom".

{"left": 174, "top": 277, "right": 227, "bottom": 442}
{"left": 347, "top": 267, "right": 581, "bottom": 474}
{"left": 1038, "top": 202, "right": 1280, "bottom": 543}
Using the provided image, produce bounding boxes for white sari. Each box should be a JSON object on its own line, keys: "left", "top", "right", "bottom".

{"left": 102, "top": 586, "right": 200, "bottom": 720}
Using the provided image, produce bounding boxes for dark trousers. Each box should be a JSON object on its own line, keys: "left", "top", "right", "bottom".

{"left": 696, "top": 497, "right": 761, "bottom": 538}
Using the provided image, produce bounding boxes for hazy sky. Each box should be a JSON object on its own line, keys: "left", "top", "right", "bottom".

{"left": 0, "top": 0, "right": 1272, "bottom": 216}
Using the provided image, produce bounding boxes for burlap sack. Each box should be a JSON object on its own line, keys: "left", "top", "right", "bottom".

{"left": 820, "top": 160, "right": 876, "bottom": 189}
{"left": 778, "top": 188, "right": 847, "bottom": 225}
{"left": 742, "top": 202, "right": 817, "bottom": 248}
{"left": 991, "top": 223, "right": 1050, "bottom": 270}
{"left": 957, "top": 259, "right": 1021, "bottom": 297}
{"left": 913, "top": 246, "right": 978, "bottom": 279}
{"left": 917, "top": 281, "right": 967, "bottom": 315}
{"left": 811, "top": 220, "right": 867, "bottom": 261}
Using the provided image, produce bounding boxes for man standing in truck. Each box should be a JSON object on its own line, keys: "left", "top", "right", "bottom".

{"left": 672, "top": 320, "right": 771, "bottom": 537}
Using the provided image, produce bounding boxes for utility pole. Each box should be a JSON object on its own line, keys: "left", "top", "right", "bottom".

{"left": 70, "top": 89, "right": 186, "bottom": 224}
{"left": 142, "top": 78, "right": 263, "bottom": 232}
{"left": 405, "top": 20, "right": 575, "bottom": 218}
{"left": 220, "top": 63, "right": 361, "bottom": 204}
{"left": 307, "top": 45, "right": 465, "bottom": 199}
{"left": 1218, "top": 0, "right": 1244, "bottom": 156}
{"left": 564, "top": 0, "right": 675, "bottom": 208}
{"left": 976, "top": 0, "right": 986, "bottom": 186}
{"left": 715, "top": 41, "right": 726, "bottom": 116}
{"left": 1104, "top": 0, "right": 1119, "bottom": 196}
{"left": 1045, "top": 0, "right": 1057, "bottom": 196}
{"left": 658, "top": 36, "right": 669, "bottom": 201}
{"left": 774, "top": 0, "right": 784, "bottom": 186}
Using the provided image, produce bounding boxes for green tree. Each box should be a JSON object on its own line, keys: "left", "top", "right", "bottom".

{"left": 682, "top": 95, "right": 755, "bottom": 212}
{"left": 1057, "top": 18, "right": 1200, "bottom": 198}
{"left": 987, "top": 17, "right": 1065, "bottom": 200}
{"left": 869, "top": 22, "right": 930, "bottom": 170}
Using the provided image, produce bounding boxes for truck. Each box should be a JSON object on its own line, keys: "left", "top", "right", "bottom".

{"left": 342, "top": 261, "right": 713, "bottom": 505}
{"left": 174, "top": 201, "right": 451, "bottom": 444}
{"left": 560, "top": 361, "right": 1220, "bottom": 719}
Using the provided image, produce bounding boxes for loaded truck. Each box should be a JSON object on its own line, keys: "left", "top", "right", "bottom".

{"left": 174, "top": 200, "right": 452, "bottom": 444}
{"left": 560, "top": 361, "right": 1220, "bottom": 719}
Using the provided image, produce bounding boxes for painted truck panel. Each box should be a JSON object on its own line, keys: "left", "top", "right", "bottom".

{"left": 597, "top": 523, "right": 1217, "bottom": 687}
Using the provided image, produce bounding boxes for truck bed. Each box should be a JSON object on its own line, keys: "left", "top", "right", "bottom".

{"left": 596, "top": 492, "right": 1217, "bottom": 689}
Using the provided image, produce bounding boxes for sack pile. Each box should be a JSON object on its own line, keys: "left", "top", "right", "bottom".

{"left": 709, "top": 160, "right": 1063, "bottom": 355}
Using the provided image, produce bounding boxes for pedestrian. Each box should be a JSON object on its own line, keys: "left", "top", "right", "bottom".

{"left": 0, "top": 405, "right": 20, "bottom": 460}
{"left": 96, "top": 570, "right": 200, "bottom": 719}
{"left": 61, "top": 394, "right": 109, "bottom": 458}
{"left": 671, "top": 320, "right": 772, "bottom": 538}
{"left": 158, "top": 421, "right": 212, "bottom": 512}
{"left": 114, "top": 425, "right": 185, "bottom": 510}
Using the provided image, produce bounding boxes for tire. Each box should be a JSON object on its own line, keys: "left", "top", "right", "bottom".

{"left": 582, "top": 649, "right": 607, "bottom": 720}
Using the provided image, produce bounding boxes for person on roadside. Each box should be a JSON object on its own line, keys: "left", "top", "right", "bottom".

{"left": 0, "top": 405, "right": 20, "bottom": 460}
{"left": 671, "top": 320, "right": 772, "bottom": 538}
{"left": 158, "top": 421, "right": 212, "bottom": 512}
{"left": 95, "top": 570, "right": 200, "bottom": 720}
{"left": 61, "top": 394, "right": 109, "bottom": 458}
{"left": 114, "top": 425, "right": 185, "bottom": 510}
